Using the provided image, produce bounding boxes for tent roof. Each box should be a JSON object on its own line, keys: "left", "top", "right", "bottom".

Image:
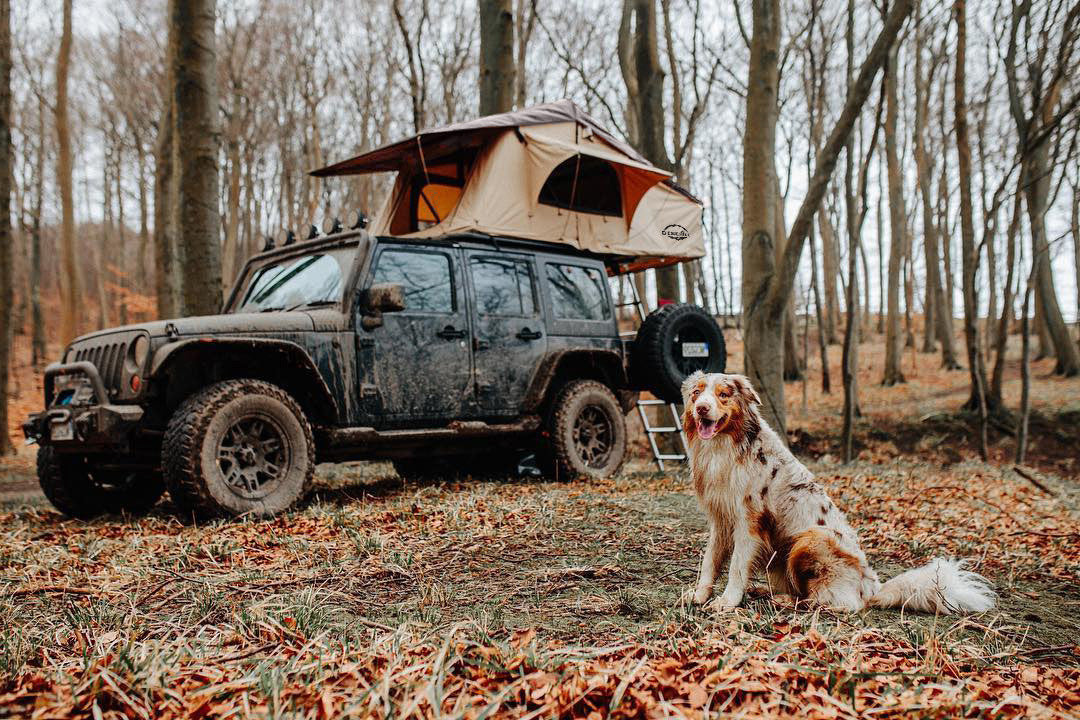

{"left": 309, "top": 99, "right": 698, "bottom": 203}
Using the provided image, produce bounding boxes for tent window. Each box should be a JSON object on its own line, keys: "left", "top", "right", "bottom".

{"left": 538, "top": 156, "right": 622, "bottom": 217}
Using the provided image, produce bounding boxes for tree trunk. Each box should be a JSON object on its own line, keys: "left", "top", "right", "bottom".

{"left": 0, "top": 0, "right": 13, "bottom": 455}
{"left": 882, "top": 40, "right": 906, "bottom": 385}
{"left": 222, "top": 133, "right": 242, "bottom": 289}
{"left": 990, "top": 189, "right": 1022, "bottom": 407}
{"left": 479, "top": 0, "right": 515, "bottom": 115}
{"left": 56, "top": 0, "right": 79, "bottom": 344}
{"left": 1073, "top": 182, "right": 1079, "bottom": 346}
{"left": 953, "top": 0, "right": 989, "bottom": 459}
{"left": 154, "top": 1, "right": 180, "bottom": 319}
{"left": 741, "top": 0, "right": 784, "bottom": 432}
{"left": 809, "top": 227, "right": 830, "bottom": 392}
{"left": 173, "top": 0, "right": 223, "bottom": 317}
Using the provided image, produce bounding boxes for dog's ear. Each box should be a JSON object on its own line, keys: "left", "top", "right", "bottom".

{"left": 681, "top": 370, "right": 706, "bottom": 405}
{"left": 731, "top": 375, "right": 762, "bottom": 406}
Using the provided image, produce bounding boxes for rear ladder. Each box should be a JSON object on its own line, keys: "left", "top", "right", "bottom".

{"left": 617, "top": 280, "right": 689, "bottom": 471}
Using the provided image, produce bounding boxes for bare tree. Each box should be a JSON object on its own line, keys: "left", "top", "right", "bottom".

{"left": 882, "top": 36, "right": 906, "bottom": 386}
{"left": 0, "top": 0, "right": 12, "bottom": 455}
{"left": 173, "top": 0, "right": 223, "bottom": 316}
{"left": 954, "top": 0, "right": 988, "bottom": 459}
{"left": 479, "top": 0, "right": 515, "bottom": 115}
{"left": 56, "top": 0, "right": 78, "bottom": 344}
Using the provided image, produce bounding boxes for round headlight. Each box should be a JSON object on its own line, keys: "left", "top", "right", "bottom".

{"left": 132, "top": 335, "right": 150, "bottom": 367}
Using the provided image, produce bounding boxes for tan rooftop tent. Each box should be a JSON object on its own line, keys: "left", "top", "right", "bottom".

{"left": 311, "top": 100, "right": 704, "bottom": 274}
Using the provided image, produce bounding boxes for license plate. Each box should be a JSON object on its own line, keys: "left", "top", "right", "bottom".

{"left": 681, "top": 342, "right": 709, "bottom": 358}
{"left": 50, "top": 422, "right": 74, "bottom": 441}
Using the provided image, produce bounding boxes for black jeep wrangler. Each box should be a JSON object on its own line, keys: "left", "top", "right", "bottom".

{"left": 24, "top": 229, "right": 725, "bottom": 519}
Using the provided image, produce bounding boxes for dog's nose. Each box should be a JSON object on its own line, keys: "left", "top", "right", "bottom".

{"left": 695, "top": 405, "right": 710, "bottom": 417}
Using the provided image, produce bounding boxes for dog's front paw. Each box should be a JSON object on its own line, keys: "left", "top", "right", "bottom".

{"left": 707, "top": 588, "right": 744, "bottom": 610}
{"left": 682, "top": 586, "right": 711, "bottom": 605}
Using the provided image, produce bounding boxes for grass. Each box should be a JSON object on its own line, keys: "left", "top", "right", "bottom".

{"left": 0, "top": 333, "right": 1078, "bottom": 717}
{"left": 0, "top": 455, "right": 1077, "bottom": 718}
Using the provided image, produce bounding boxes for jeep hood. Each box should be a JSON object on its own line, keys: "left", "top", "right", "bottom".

{"left": 70, "top": 312, "right": 319, "bottom": 344}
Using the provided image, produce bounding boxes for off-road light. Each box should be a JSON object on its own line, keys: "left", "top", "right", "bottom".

{"left": 324, "top": 217, "right": 342, "bottom": 234}
{"left": 306, "top": 225, "right": 319, "bottom": 240}
{"left": 131, "top": 335, "right": 150, "bottom": 367}
{"left": 262, "top": 235, "right": 275, "bottom": 251}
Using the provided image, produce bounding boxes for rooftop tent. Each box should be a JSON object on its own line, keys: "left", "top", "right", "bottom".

{"left": 310, "top": 100, "right": 704, "bottom": 273}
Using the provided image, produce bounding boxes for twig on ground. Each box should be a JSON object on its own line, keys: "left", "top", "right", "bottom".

{"left": 1012, "top": 465, "right": 1052, "bottom": 495}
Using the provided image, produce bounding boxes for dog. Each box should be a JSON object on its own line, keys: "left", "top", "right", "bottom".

{"left": 680, "top": 371, "right": 995, "bottom": 613}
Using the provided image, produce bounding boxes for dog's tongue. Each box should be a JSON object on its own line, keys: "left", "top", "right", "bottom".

{"left": 697, "top": 421, "right": 718, "bottom": 439}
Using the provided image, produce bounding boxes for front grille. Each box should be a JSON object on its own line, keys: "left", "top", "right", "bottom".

{"left": 71, "top": 338, "right": 130, "bottom": 398}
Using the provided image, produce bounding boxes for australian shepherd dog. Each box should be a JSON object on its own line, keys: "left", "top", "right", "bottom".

{"left": 681, "top": 371, "right": 995, "bottom": 613}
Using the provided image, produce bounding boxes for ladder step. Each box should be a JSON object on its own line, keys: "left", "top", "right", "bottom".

{"left": 646, "top": 426, "right": 679, "bottom": 433}
{"left": 637, "top": 399, "right": 672, "bottom": 406}
{"left": 656, "top": 454, "right": 686, "bottom": 461}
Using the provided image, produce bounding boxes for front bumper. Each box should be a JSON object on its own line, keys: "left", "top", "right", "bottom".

{"left": 23, "top": 361, "right": 144, "bottom": 449}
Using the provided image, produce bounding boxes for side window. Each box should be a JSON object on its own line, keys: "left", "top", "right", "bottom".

{"left": 371, "top": 248, "right": 454, "bottom": 313}
{"left": 546, "top": 263, "right": 611, "bottom": 321}
{"left": 470, "top": 256, "right": 536, "bottom": 317}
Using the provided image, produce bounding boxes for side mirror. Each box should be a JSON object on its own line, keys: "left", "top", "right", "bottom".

{"left": 359, "top": 283, "right": 406, "bottom": 330}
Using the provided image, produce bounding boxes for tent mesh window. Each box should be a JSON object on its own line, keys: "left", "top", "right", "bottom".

{"left": 538, "top": 156, "right": 622, "bottom": 217}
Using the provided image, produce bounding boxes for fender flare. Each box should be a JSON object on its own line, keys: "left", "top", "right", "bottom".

{"left": 149, "top": 337, "right": 339, "bottom": 422}
{"left": 522, "top": 349, "right": 628, "bottom": 413}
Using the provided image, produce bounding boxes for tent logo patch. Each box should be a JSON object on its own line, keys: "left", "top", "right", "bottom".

{"left": 661, "top": 224, "right": 689, "bottom": 242}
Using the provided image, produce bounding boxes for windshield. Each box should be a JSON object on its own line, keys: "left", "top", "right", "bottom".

{"left": 233, "top": 248, "right": 355, "bottom": 313}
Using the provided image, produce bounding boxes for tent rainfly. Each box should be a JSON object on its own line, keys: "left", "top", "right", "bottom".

{"left": 310, "top": 100, "right": 704, "bottom": 274}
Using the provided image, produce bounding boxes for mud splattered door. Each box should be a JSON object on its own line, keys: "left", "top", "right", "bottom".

{"left": 465, "top": 250, "right": 547, "bottom": 417}
{"left": 364, "top": 244, "right": 473, "bottom": 421}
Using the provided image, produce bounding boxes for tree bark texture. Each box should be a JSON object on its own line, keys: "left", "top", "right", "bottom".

{"left": 954, "top": 0, "right": 989, "bottom": 458}
{"left": 479, "top": 0, "right": 515, "bottom": 116}
{"left": 0, "top": 0, "right": 13, "bottom": 454}
{"left": 882, "top": 41, "right": 906, "bottom": 386}
{"left": 56, "top": 0, "right": 79, "bottom": 344}
{"left": 173, "top": 0, "right": 223, "bottom": 316}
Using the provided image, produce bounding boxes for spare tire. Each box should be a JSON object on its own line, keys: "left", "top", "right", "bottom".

{"left": 631, "top": 303, "right": 726, "bottom": 402}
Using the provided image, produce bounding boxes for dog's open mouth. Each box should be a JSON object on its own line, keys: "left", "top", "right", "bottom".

{"left": 697, "top": 418, "right": 718, "bottom": 439}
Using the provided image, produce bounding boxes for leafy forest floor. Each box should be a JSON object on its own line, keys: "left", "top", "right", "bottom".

{"left": 1, "top": 327, "right": 1079, "bottom": 718}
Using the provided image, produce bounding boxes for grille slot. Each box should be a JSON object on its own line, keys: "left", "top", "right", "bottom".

{"left": 71, "top": 338, "right": 130, "bottom": 399}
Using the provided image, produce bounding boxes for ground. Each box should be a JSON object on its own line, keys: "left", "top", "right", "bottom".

{"left": 1, "top": 328, "right": 1078, "bottom": 718}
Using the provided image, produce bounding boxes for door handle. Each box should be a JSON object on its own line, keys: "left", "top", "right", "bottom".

{"left": 474, "top": 338, "right": 491, "bottom": 351}
{"left": 516, "top": 328, "right": 543, "bottom": 341}
{"left": 436, "top": 325, "right": 466, "bottom": 340}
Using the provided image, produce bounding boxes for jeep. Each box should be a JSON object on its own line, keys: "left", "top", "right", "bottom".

{"left": 24, "top": 227, "right": 726, "bottom": 519}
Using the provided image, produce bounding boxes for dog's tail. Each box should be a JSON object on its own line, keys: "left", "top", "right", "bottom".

{"left": 868, "top": 558, "right": 995, "bottom": 614}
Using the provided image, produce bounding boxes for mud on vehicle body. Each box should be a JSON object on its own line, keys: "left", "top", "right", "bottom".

{"left": 25, "top": 230, "right": 725, "bottom": 519}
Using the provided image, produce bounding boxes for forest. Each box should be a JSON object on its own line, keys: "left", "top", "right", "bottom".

{"left": 0, "top": 0, "right": 1079, "bottom": 717}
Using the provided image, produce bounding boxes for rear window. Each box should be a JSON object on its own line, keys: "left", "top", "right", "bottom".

{"left": 546, "top": 263, "right": 610, "bottom": 321}
{"left": 471, "top": 256, "right": 536, "bottom": 317}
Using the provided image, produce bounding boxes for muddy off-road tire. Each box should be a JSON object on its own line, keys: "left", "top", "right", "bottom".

{"left": 541, "top": 380, "right": 627, "bottom": 480}
{"left": 631, "top": 303, "right": 726, "bottom": 403}
{"left": 37, "top": 446, "right": 164, "bottom": 520}
{"left": 163, "top": 380, "right": 314, "bottom": 519}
